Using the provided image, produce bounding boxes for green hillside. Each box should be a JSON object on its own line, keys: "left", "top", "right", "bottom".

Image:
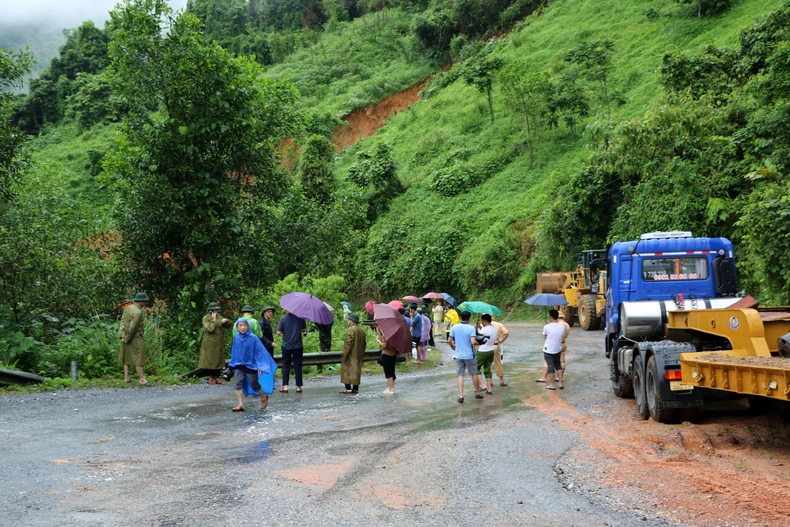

{"left": 326, "top": 0, "right": 781, "bottom": 304}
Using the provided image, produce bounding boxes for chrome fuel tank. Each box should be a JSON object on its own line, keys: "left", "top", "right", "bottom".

{"left": 620, "top": 298, "right": 738, "bottom": 339}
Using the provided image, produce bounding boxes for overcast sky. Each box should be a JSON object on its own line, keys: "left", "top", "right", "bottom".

{"left": 0, "top": 0, "right": 188, "bottom": 26}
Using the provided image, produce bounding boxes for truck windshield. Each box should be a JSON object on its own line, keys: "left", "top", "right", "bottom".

{"left": 641, "top": 257, "right": 709, "bottom": 281}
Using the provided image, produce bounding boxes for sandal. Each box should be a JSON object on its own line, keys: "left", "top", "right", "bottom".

{"left": 558, "top": 384, "right": 564, "bottom": 390}
{"left": 260, "top": 396, "right": 269, "bottom": 410}
{"left": 534, "top": 379, "right": 546, "bottom": 383}
{"left": 486, "top": 390, "right": 493, "bottom": 395}
{"left": 545, "top": 386, "right": 556, "bottom": 390}
{"left": 500, "top": 382, "right": 508, "bottom": 387}
{"left": 208, "top": 379, "right": 215, "bottom": 385}
{"left": 295, "top": 387, "right": 302, "bottom": 393}
{"left": 232, "top": 405, "right": 245, "bottom": 412}
{"left": 339, "top": 389, "right": 354, "bottom": 393}
{"left": 457, "top": 397, "right": 464, "bottom": 403}
{"left": 280, "top": 387, "right": 288, "bottom": 393}
{"left": 475, "top": 394, "right": 484, "bottom": 400}
{"left": 215, "top": 379, "right": 225, "bottom": 385}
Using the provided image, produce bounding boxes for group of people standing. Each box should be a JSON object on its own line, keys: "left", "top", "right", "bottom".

{"left": 117, "top": 294, "right": 521, "bottom": 411}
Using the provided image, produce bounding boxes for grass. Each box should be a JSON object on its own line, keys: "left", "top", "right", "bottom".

{"left": 263, "top": 8, "right": 436, "bottom": 117}
{"left": 331, "top": 0, "right": 780, "bottom": 305}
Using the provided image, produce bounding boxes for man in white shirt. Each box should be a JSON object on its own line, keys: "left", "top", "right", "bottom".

{"left": 539, "top": 309, "right": 565, "bottom": 390}
{"left": 476, "top": 314, "right": 499, "bottom": 394}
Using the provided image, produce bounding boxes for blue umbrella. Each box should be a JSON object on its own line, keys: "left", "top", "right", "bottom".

{"left": 340, "top": 301, "right": 353, "bottom": 309}
{"left": 441, "top": 293, "right": 457, "bottom": 307}
{"left": 524, "top": 293, "right": 568, "bottom": 306}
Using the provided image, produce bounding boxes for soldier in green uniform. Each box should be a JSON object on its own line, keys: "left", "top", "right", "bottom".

{"left": 119, "top": 292, "right": 150, "bottom": 385}
{"left": 199, "top": 302, "right": 231, "bottom": 384}
{"left": 339, "top": 314, "right": 367, "bottom": 394}
{"left": 233, "top": 305, "right": 263, "bottom": 338}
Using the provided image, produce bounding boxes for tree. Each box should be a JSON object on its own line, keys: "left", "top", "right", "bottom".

{"left": 564, "top": 39, "right": 615, "bottom": 111}
{"left": 105, "top": 0, "right": 302, "bottom": 309}
{"left": 500, "top": 61, "right": 550, "bottom": 168}
{"left": 0, "top": 47, "right": 32, "bottom": 203}
{"left": 461, "top": 42, "right": 504, "bottom": 123}
{"left": 347, "top": 142, "right": 403, "bottom": 222}
{"left": 298, "top": 134, "right": 336, "bottom": 203}
{"left": 546, "top": 68, "right": 590, "bottom": 136}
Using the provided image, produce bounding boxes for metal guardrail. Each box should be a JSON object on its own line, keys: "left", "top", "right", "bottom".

{"left": 0, "top": 367, "right": 46, "bottom": 386}
{"left": 182, "top": 348, "right": 403, "bottom": 378}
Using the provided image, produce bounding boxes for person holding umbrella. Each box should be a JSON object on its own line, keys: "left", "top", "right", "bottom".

{"left": 340, "top": 314, "right": 366, "bottom": 393}
{"left": 277, "top": 292, "right": 334, "bottom": 393}
{"left": 537, "top": 309, "right": 565, "bottom": 390}
{"left": 373, "top": 303, "right": 411, "bottom": 395}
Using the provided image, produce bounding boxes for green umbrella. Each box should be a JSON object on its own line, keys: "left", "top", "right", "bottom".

{"left": 457, "top": 301, "right": 502, "bottom": 316}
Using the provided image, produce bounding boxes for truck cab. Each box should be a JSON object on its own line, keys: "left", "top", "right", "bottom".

{"left": 606, "top": 231, "right": 737, "bottom": 356}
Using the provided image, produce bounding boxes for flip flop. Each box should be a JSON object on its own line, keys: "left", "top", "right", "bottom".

{"left": 339, "top": 390, "right": 354, "bottom": 393}
{"left": 139, "top": 381, "right": 151, "bottom": 386}
{"left": 215, "top": 380, "right": 225, "bottom": 385}
{"left": 500, "top": 382, "right": 508, "bottom": 387}
{"left": 232, "top": 406, "right": 245, "bottom": 412}
{"left": 559, "top": 384, "right": 565, "bottom": 390}
{"left": 295, "top": 387, "right": 302, "bottom": 393}
{"left": 534, "top": 379, "right": 546, "bottom": 383}
{"left": 280, "top": 388, "right": 288, "bottom": 393}
{"left": 124, "top": 379, "right": 131, "bottom": 383}
{"left": 545, "top": 386, "right": 556, "bottom": 390}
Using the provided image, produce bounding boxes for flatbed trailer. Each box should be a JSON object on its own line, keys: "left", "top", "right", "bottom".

{"left": 670, "top": 308, "right": 790, "bottom": 402}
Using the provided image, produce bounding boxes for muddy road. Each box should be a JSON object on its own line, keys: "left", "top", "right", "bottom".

{"left": 1, "top": 323, "right": 789, "bottom": 527}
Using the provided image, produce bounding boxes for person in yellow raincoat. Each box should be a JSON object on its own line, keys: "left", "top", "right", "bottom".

{"left": 444, "top": 307, "right": 460, "bottom": 342}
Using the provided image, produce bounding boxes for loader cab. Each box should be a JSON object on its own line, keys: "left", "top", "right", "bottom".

{"left": 577, "top": 249, "right": 606, "bottom": 290}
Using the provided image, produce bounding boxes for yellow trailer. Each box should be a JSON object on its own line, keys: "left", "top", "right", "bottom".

{"left": 624, "top": 303, "right": 790, "bottom": 423}
{"left": 670, "top": 307, "right": 790, "bottom": 401}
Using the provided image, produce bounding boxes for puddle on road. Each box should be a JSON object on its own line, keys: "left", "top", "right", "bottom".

{"left": 232, "top": 440, "right": 271, "bottom": 463}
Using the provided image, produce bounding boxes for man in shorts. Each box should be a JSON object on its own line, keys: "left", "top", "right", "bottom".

{"left": 476, "top": 314, "right": 499, "bottom": 394}
{"left": 448, "top": 311, "right": 484, "bottom": 403}
{"left": 540, "top": 309, "right": 565, "bottom": 390}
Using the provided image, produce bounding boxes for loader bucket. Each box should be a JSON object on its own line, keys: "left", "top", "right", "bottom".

{"left": 537, "top": 273, "right": 565, "bottom": 294}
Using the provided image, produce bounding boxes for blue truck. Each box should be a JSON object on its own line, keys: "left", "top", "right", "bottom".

{"left": 605, "top": 231, "right": 740, "bottom": 422}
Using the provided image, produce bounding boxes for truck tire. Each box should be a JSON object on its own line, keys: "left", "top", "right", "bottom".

{"left": 578, "top": 294, "right": 600, "bottom": 331}
{"left": 633, "top": 353, "right": 649, "bottom": 420}
{"left": 646, "top": 355, "right": 678, "bottom": 424}
{"left": 611, "top": 360, "right": 633, "bottom": 398}
{"left": 560, "top": 304, "right": 575, "bottom": 327}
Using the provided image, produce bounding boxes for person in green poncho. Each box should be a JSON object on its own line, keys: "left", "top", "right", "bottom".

{"left": 339, "top": 314, "right": 367, "bottom": 394}
{"left": 119, "top": 292, "right": 150, "bottom": 385}
{"left": 199, "top": 302, "right": 231, "bottom": 384}
{"left": 233, "top": 305, "right": 262, "bottom": 338}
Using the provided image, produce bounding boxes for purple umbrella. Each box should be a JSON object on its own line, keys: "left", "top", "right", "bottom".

{"left": 280, "top": 292, "right": 334, "bottom": 325}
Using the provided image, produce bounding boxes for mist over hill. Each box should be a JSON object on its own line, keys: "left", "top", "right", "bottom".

{"left": 0, "top": 0, "right": 187, "bottom": 86}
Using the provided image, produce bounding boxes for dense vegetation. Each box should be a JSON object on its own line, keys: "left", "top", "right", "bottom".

{"left": 2, "top": 0, "right": 789, "bottom": 383}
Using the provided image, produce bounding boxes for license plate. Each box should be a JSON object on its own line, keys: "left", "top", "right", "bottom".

{"left": 670, "top": 381, "right": 694, "bottom": 391}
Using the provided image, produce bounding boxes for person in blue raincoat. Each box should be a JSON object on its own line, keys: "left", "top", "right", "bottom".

{"left": 229, "top": 319, "right": 273, "bottom": 412}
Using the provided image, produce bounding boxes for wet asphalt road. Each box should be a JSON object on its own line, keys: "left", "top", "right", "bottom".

{"left": 0, "top": 323, "right": 667, "bottom": 527}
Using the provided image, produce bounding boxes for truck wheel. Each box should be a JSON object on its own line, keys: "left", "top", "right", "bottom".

{"left": 633, "top": 353, "right": 649, "bottom": 420}
{"left": 646, "top": 355, "right": 678, "bottom": 424}
{"left": 578, "top": 294, "right": 600, "bottom": 331}
{"left": 560, "top": 304, "right": 575, "bottom": 327}
{"left": 611, "top": 360, "right": 633, "bottom": 399}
